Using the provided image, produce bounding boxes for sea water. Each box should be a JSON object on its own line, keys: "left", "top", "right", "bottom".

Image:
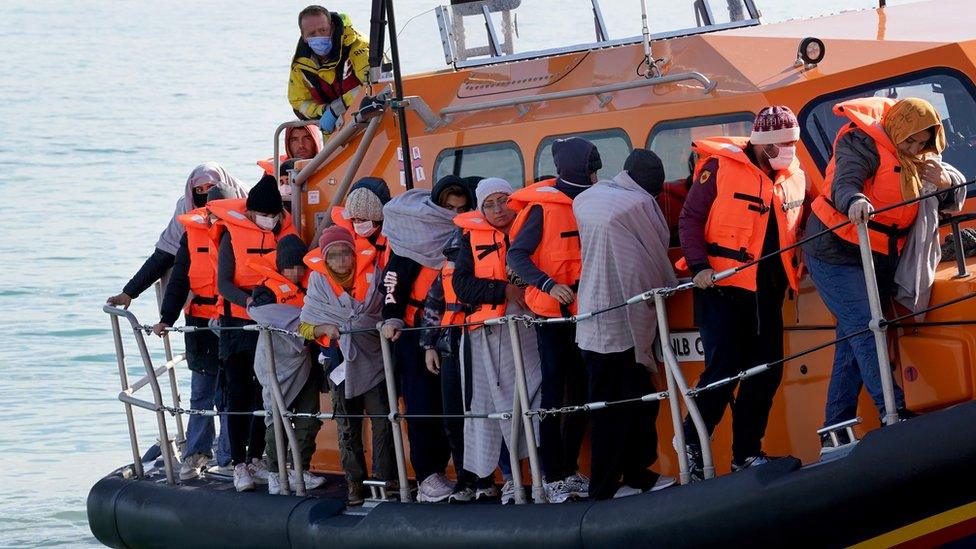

{"left": 0, "top": 0, "right": 918, "bottom": 545}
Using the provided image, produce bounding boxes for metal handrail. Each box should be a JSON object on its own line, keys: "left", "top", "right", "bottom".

{"left": 439, "top": 72, "right": 717, "bottom": 121}
{"left": 506, "top": 318, "right": 546, "bottom": 503}
{"left": 153, "top": 282, "right": 185, "bottom": 448}
{"left": 104, "top": 304, "right": 178, "bottom": 484}
{"left": 261, "top": 330, "right": 307, "bottom": 496}
{"left": 377, "top": 322, "right": 413, "bottom": 502}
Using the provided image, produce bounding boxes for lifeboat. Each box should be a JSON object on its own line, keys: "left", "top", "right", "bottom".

{"left": 89, "top": 0, "right": 976, "bottom": 546}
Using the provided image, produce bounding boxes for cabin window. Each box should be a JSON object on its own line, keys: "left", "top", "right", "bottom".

{"left": 646, "top": 113, "right": 755, "bottom": 181}
{"left": 800, "top": 69, "right": 976, "bottom": 184}
{"left": 534, "top": 129, "right": 632, "bottom": 182}
{"left": 646, "top": 113, "right": 754, "bottom": 246}
{"left": 433, "top": 141, "right": 525, "bottom": 188}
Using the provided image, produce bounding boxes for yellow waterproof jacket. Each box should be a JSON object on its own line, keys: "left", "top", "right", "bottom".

{"left": 288, "top": 12, "right": 370, "bottom": 122}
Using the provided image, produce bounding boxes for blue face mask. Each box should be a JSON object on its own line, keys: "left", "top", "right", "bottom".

{"left": 307, "top": 36, "right": 332, "bottom": 57}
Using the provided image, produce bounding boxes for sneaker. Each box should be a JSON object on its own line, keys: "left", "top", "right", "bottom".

{"left": 562, "top": 472, "right": 589, "bottom": 499}
{"left": 248, "top": 458, "right": 269, "bottom": 485}
{"left": 500, "top": 480, "right": 521, "bottom": 505}
{"left": 179, "top": 453, "right": 210, "bottom": 481}
{"left": 233, "top": 463, "right": 255, "bottom": 492}
{"left": 268, "top": 472, "right": 282, "bottom": 495}
{"left": 544, "top": 480, "right": 571, "bottom": 504}
{"left": 448, "top": 485, "right": 475, "bottom": 503}
{"left": 684, "top": 443, "right": 705, "bottom": 481}
{"left": 206, "top": 464, "right": 234, "bottom": 480}
{"left": 650, "top": 475, "right": 677, "bottom": 492}
{"left": 417, "top": 473, "right": 453, "bottom": 503}
{"left": 882, "top": 408, "right": 919, "bottom": 426}
{"left": 613, "top": 485, "right": 643, "bottom": 498}
{"left": 289, "top": 469, "right": 326, "bottom": 490}
{"left": 731, "top": 453, "right": 770, "bottom": 472}
{"left": 475, "top": 484, "right": 499, "bottom": 501}
{"left": 347, "top": 481, "right": 365, "bottom": 506}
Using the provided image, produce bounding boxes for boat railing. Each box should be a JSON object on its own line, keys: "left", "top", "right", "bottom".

{"left": 102, "top": 179, "right": 975, "bottom": 502}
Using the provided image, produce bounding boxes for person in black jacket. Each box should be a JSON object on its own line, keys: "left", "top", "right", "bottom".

{"left": 378, "top": 176, "right": 472, "bottom": 502}
{"left": 106, "top": 163, "right": 245, "bottom": 308}
{"left": 150, "top": 186, "right": 236, "bottom": 480}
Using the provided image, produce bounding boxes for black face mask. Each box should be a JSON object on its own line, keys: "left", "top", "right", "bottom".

{"left": 192, "top": 192, "right": 208, "bottom": 208}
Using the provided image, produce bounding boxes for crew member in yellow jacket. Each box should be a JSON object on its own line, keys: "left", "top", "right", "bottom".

{"left": 288, "top": 5, "right": 370, "bottom": 137}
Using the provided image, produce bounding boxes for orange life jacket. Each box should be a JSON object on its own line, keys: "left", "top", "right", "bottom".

{"left": 176, "top": 208, "right": 220, "bottom": 320}
{"left": 247, "top": 254, "right": 307, "bottom": 308}
{"left": 330, "top": 206, "right": 390, "bottom": 271}
{"left": 455, "top": 211, "right": 509, "bottom": 329}
{"left": 404, "top": 266, "right": 441, "bottom": 327}
{"left": 810, "top": 97, "right": 919, "bottom": 257}
{"left": 508, "top": 179, "right": 581, "bottom": 317}
{"left": 688, "top": 136, "right": 806, "bottom": 291}
{"left": 256, "top": 154, "right": 288, "bottom": 176}
{"left": 439, "top": 260, "right": 465, "bottom": 328}
{"left": 208, "top": 198, "right": 298, "bottom": 320}
{"left": 303, "top": 247, "right": 375, "bottom": 346}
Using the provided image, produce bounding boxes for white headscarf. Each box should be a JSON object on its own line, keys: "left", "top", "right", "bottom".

{"left": 154, "top": 162, "right": 248, "bottom": 254}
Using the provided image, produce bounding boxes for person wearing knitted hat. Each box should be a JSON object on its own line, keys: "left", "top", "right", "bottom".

{"left": 299, "top": 225, "right": 396, "bottom": 505}
{"left": 449, "top": 177, "right": 544, "bottom": 504}
{"left": 246, "top": 234, "right": 327, "bottom": 495}
{"left": 804, "top": 97, "right": 966, "bottom": 452}
{"left": 210, "top": 172, "right": 298, "bottom": 492}
{"left": 677, "top": 106, "right": 807, "bottom": 478}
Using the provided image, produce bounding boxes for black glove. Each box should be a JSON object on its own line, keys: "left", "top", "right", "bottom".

{"left": 250, "top": 286, "right": 276, "bottom": 307}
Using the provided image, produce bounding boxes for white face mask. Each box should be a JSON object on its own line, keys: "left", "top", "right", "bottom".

{"left": 278, "top": 184, "right": 293, "bottom": 199}
{"left": 254, "top": 214, "right": 278, "bottom": 230}
{"left": 353, "top": 220, "right": 378, "bottom": 237}
{"left": 767, "top": 145, "right": 796, "bottom": 170}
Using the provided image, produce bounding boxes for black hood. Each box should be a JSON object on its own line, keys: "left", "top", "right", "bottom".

{"left": 431, "top": 175, "right": 475, "bottom": 209}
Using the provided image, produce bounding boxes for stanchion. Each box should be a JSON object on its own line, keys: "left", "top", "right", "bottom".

{"left": 506, "top": 318, "right": 545, "bottom": 503}
{"left": 263, "top": 331, "right": 307, "bottom": 495}
{"left": 855, "top": 222, "right": 899, "bottom": 426}
{"left": 654, "top": 292, "right": 714, "bottom": 480}
{"left": 378, "top": 322, "right": 413, "bottom": 502}
{"left": 109, "top": 313, "right": 144, "bottom": 479}
{"left": 506, "top": 370, "right": 527, "bottom": 505}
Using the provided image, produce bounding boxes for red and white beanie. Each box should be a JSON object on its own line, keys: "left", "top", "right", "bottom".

{"left": 750, "top": 106, "right": 800, "bottom": 145}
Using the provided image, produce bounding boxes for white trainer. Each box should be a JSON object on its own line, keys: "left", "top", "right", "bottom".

{"left": 289, "top": 469, "right": 326, "bottom": 490}
{"left": 248, "top": 458, "right": 269, "bottom": 485}
{"left": 544, "top": 480, "right": 571, "bottom": 504}
{"left": 500, "top": 480, "right": 519, "bottom": 505}
{"left": 233, "top": 463, "right": 255, "bottom": 492}
{"left": 179, "top": 453, "right": 209, "bottom": 481}
{"left": 268, "top": 472, "right": 282, "bottom": 495}
{"left": 650, "top": 475, "right": 677, "bottom": 492}
{"left": 613, "top": 485, "right": 643, "bottom": 499}
{"left": 417, "top": 473, "right": 453, "bottom": 503}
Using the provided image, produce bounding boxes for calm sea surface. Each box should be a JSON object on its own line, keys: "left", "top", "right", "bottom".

{"left": 0, "top": 0, "right": 919, "bottom": 545}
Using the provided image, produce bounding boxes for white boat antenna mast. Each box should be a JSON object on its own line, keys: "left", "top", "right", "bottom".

{"left": 639, "top": 0, "right": 660, "bottom": 78}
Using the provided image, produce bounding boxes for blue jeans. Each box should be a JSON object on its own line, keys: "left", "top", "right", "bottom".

{"left": 183, "top": 370, "right": 231, "bottom": 465}
{"left": 805, "top": 253, "right": 906, "bottom": 426}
